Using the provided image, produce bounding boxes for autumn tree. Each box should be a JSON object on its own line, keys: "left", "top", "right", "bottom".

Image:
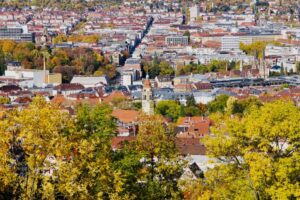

{"left": 159, "top": 61, "right": 174, "bottom": 76}
{"left": 182, "top": 96, "right": 205, "bottom": 117}
{"left": 53, "top": 65, "right": 77, "bottom": 83}
{"left": 239, "top": 41, "right": 281, "bottom": 59}
{"left": 0, "top": 96, "right": 10, "bottom": 104}
{"left": 207, "top": 94, "right": 229, "bottom": 113}
{"left": 0, "top": 99, "right": 133, "bottom": 199}
{"left": 0, "top": 97, "right": 74, "bottom": 199}
{"left": 52, "top": 34, "right": 68, "bottom": 44}
{"left": 226, "top": 96, "right": 263, "bottom": 116}
{"left": 128, "top": 115, "right": 187, "bottom": 199}
{"left": 176, "top": 63, "right": 209, "bottom": 75}
{"left": 94, "top": 64, "right": 117, "bottom": 79}
{"left": 1, "top": 40, "right": 16, "bottom": 58}
{"left": 190, "top": 100, "right": 300, "bottom": 199}
{"left": 0, "top": 48, "right": 6, "bottom": 75}
{"left": 56, "top": 103, "right": 132, "bottom": 199}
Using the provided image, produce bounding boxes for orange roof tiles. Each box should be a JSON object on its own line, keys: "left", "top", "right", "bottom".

{"left": 102, "top": 91, "right": 130, "bottom": 103}
{"left": 112, "top": 109, "right": 140, "bottom": 123}
{"left": 177, "top": 117, "right": 211, "bottom": 138}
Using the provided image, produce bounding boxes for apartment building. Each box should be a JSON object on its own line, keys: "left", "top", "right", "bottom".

{"left": 221, "top": 36, "right": 240, "bottom": 51}
{"left": 0, "top": 26, "right": 34, "bottom": 42}
{"left": 165, "top": 35, "right": 189, "bottom": 46}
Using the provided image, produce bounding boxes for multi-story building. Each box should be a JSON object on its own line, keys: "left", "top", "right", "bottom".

{"left": 0, "top": 68, "right": 61, "bottom": 88}
{"left": 0, "top": 26, "right": 34, "bottom": 42}
{"left": 190, "top": 5, "right": 200, "bottom": 22}
{"left": 165, "top": 35, "right": 189, "bottom": 46}
{"left": 221, "top": 36, "right": 240, "bottom": 51}
{"left": 122, "top": 73, "right": 133, "bottom": 86}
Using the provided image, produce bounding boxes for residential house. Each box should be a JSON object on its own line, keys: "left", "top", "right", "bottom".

{"left": 112, "top": 109, "right": 140, "bottom": 136}
{"left": 53, "top": 83, "right": 84, "bottom": 96}
{"left": 176, "top": 116, "right": 211, "bottom": 139}
{"left": 155, "top": 75, "right": 173, "bottom": 88}
{"left": 71, "top": 76, "right": 108, "bottom": 88}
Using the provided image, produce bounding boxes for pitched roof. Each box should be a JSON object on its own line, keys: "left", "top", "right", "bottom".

{"left": 54, "top": 83, "right": 84, "bottom": 91}
{"left": 14, "top": 96, "right": 32, "bottom": 104}
{"left": 112, "top": 109, "right": 140, "bottom": 123}
{"left": 176, "top": 116, "right": 211, "bottom": 138}
{"left": 176, "top": 138, "right": 206, "bottom": 155}
{"left": 0, "top": 85, "right": 22, "bottom": 93}
{"left": 193, "top": 82, "right": 213, "bottom": 90}
{"left": 143, "top": 78, "right": 151, "bottom": 88}
{"left": 102, "top": 91, "right": 130, "bottom": 103}
{"left": 71, "top": 76, "right": 108, "bottom": 86}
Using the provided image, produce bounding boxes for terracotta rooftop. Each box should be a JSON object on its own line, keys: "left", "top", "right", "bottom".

{"left": 143, "top": 79, "right": 151, "bottom": 88}
{"left": 112, "top": 109, "right": 140, "bottom": 124}
{"left": 102, "top": 91, "right": 130, "bottom": 103}
{"left": 176, "top": 138, "right": 206, "bottom": 155}
{"left": 177, "top": 117, "right": 211, "bottom": 138}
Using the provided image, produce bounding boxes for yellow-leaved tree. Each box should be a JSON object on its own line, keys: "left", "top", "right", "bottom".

{"left": 0, "top": 98, "right": 131, "bottom": 199}
{"left": 0, "top": 97, "right": 74, "bottom": 199}
{"left": 186, "top": 100, "right": 300, "bottom": 200}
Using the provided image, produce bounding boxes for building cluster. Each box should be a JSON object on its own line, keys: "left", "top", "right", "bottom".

{"left": 1, "top": 0, "right": 300, "bottom": 170}
{"left": 0, "top": 9, "right": 81, "bottom": 43}
{"left": 82, "top": 7, "right": 153, "bottom": 64}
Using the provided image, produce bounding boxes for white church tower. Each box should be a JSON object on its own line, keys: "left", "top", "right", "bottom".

{"left": 142, "top": 75, "right": 154, "bottom": 115}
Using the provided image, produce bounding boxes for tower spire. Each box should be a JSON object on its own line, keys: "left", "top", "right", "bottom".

{"left": 142, "top": 76, "right": 154, "bottom": 115}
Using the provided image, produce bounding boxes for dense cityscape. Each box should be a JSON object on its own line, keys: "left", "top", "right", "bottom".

{"left": 0, "top": 0, "right": 299, "bottom": 199}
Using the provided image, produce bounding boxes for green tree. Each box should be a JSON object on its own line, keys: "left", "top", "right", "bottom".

{"left": 207, "top": 94, "right": 229, "bottom": 113}
{"left": 176, "top": 63, "right": 209, "bottom": 75}
{"left": 226, "top": 96, "right": 262, "bottom": 116}
{"left": 183, "top": 30, "right": 191, "bottom": 43}
{"left": 155, "top": 100, "right": 181, "bottom": 122}
{"left": 159, "top": 61, "right": 174, "bottom": 76}
{"left": 183, "top": 96, "right": 202, "bottom": 116}
{"left": 296, "top": 62, "right": 300, "bottom": 74}
{"left": 0, "top": 48, "right": 6, "bottom": 75}
{"left": 57, "top": 103, "right": 131, "bottom": 199}
{"left": 75, "top": 103, "right": 116, "bottom": 139}
{"left": 208, "top": 60, "right": 227, "bottom": 72}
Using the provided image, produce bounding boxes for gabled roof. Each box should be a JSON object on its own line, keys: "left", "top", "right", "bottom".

{"left": 54, "top": 83, "right": 84, "bottom": 91}
{"left": 102, "top": 91, "right": 131, "bottom": 103}
{"left": 0, "top": 85, "right": 22, "bottom": 93}
{"left": 112, "top": 109, "right": 140, "bottom": 123}
{"left": 176, "top": 138, "right": 206, "bottom": 155}
{"left": 71, "top": 76, "right": 108, "bottom": 86}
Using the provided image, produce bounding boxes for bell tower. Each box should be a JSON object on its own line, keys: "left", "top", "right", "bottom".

{"left": 142, "top": 75, "right": 154, "bottom": 115}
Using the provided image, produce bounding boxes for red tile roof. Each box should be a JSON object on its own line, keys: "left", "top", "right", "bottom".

{"left": 112, "top": 109, "right": 140, "bottom": 123}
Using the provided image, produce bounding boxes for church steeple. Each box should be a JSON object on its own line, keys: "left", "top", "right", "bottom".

{"left": 142, "top": 75, "right": 154, "bottom": 115}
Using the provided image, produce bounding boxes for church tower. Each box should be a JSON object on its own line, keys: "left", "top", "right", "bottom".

{"left": 142, "top": 75, "right": 154, "bottom": 115}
